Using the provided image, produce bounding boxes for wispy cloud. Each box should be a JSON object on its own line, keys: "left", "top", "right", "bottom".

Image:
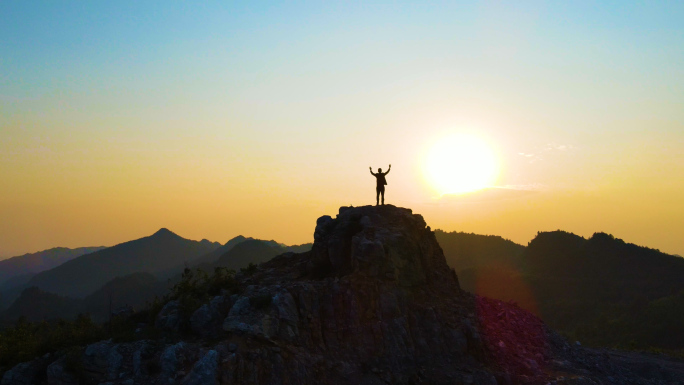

{"left": 431, "top": 185, "right": 543, "bottom": 204}
{"left": 543, "top": 143, "right": 574, "bottom": 152}
{"left": 517, "top": 143, "right": 576, "bottom": 163}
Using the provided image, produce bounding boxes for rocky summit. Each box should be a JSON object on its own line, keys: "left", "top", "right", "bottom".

{"left": 3, "top": 205, "right": 684, "bottom": 385}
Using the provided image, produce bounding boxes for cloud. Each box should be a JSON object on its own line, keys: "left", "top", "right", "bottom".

{"left": 543, "top": 143, "right": 575, "bottom": 152}
{"left": 433, "top": 185, "right": 541, "bottom": 203}
{"left": 517, "top": 143, "right": 575, "bottom": 163}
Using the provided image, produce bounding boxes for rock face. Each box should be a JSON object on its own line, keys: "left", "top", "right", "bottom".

{"left": 3, "top": 205, "right": 684, "bottom": 385}
{"left": 155, "top": 300, "right": 183, "bottom": 333}
{"left": 191, "top": 295, "right": 235, "bottom": 338}
{"left": 1, "top": 357, "right": 48, "bottom": 385}
{"left": 208, "top": 205, "right": 489, "bottom": 384}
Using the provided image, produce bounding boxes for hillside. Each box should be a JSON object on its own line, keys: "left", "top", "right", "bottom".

{"left": 438, "top": 229, "right": 684, "bottom": 350}
{"left": 190, "top": 235, "right": 252, "bottom": 266}
{"left": 212, "top": 239, "right": 295, "bottom": 270}
{"left": 1, "top": 273, "right": 168, "bottom": 323}
{"left": 434, "top": 230, "right": 525, "bottom": 272}
{"left": 1, "top": 237, "right": 311, "bottom": 323}
{"left": 157, "top": 236, "right": 312, "bottom": 279}
{"left": 524, "top": 231, "right": 684, "bottom": 349}
{"left": 0, "top": 247, "right": 106, "bottom": 286}
{"left": 26, "top": 229, "right": 220, "bottom": 298}
{"left": 1, "top": 287, "right": 82, "bottom": 322}
{"left": 82, "top": 273, "right": 168, "bottom": 321}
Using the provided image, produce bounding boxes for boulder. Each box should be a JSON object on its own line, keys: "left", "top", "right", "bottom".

{"left": 181, "top": 350, "right": 218, "bottom": 385}
{"left": 82, "top": 341, "right": 123, "bottom": 381}
{"left": 160, "top": 342, "right": 193, "bottom": 380}
{"left": 155, "top": 300, "right": 183, "bottom": 333}
{"left": 1, "top": 358, "right": 45, "bottom": 385}
{"left": 46, "top": 358, "right": 79, "bottom": 385}
{"left": 190, "top": 295, "right": 233, "bottom": 338}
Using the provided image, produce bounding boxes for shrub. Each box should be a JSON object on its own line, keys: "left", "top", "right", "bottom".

{"left": 0, "top": 314, "right": 106, "bottom": 369}
{"left": 167, "top": 267, "right": 239, "bottom": 333}
{"left": 171, "top": 267, "right": 238, "bottom": 303}
{"left": 240, "top": 263, "right": 259, "bottom": 276}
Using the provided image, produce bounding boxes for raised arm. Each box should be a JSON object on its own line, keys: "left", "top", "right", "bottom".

{"left": 369, "top": 166, "right": 376, "bottom": 176}
{"left": 384, "top": 164, "right": 391, "bottom": 175}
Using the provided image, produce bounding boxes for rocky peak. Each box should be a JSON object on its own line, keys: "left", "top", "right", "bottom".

{"left": 307, "top": 205, "right": 459, "bottom": 290}
{"left": 151, "top": 227, "right": 178, "bottom": 238}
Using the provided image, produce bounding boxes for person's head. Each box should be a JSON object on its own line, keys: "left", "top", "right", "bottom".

{"left": 378, "top": 168, "right": 382, "bottom": 173}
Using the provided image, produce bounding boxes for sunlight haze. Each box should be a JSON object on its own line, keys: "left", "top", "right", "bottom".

{"left": 1, "top": 1, "right": 683, "bottom": 258}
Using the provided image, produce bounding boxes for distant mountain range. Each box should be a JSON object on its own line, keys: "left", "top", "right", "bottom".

{"left": 0, "top": 246, "right": 106, "bottom": 286}
{"left": 214, "top": 239, "right": 296, "bottom": 270}
{"left": 436, "top": 229, "right": 684, "bottom": 349}
{"left": 0, "top": 230, "right": 312, "bottom": 322}
{"left": 190, "top": 235, "right": 253, "bottom": 267}
{"left": 1, "top": 272, "right": 168, "bottom": 322}
{"left": 434, "top": 230, "right": 524, "bottom": 272}
{"left": 7, "top": 223, "right": 682, "bottom": 351}
{"left": 25, "top": 228, "right": 220, "bottom": 298}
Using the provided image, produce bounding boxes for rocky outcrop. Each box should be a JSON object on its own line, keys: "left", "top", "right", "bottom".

{"left": 155, "top": 300, "right": 183, "bottom": 333}
{"left": 190, "top": 295, "right": 235, "bottom": 338}
{"left": 3, "top": 205, "right": 683, "bottom": 385}
{"left": 1, "top": 356, "right": 49, "bottom": 385}
{"left": 45, "top": 358, "right": 78, "bottom": 385}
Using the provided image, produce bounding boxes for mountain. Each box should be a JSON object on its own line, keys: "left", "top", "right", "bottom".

{"left": 3, "top": 205, "right": 681, "bottom": 385}
{"left": 1, "top": 273, "right": 168, "bottom": 323}
{"left": 434, "top": 230, "right": 528, "bottom": 304}
{"left": 525, "top": 231, "right": 684, "bottom": 300}
{"left": 212, "top": 239, "right": 291, "bottom": 271}
{"left": 437, "top": 228, "right": 684, "bottom": 350}
{"left": 282, "top": 242, "right": 312, "bottom": 254}
{"left": 522, "top": 231, "right": 684, "bottom": 348}
{"left": 158, "top": 236, "right": 312, "bottom": 279}
{"left": 82, "top": 272, "right": 168, "bottom": 321}
{"left": 0, "top": 273, "right": 35, "bottom": 293}
{"left": 184, "top": 237, "right": 312, "bottom": 273}
{"left": 434, "top": 230, "right": 525, "bottom": 272}
{"left": 26, "top": 229, "right": 220, "bottom": 298}
{"left": 0, "top": 247, "right": 106, "bottom": 286}
{"left": 190, "top": 235, "right": 252, "bottom": 266}
{"left": 1, "top": 287, "right": 82, "bottom": 322}
{"left": 0, "top": 276, "right": 34, "bottom": 312}
{"left": 1, "top": 235, "right": 311, "bottom": 322}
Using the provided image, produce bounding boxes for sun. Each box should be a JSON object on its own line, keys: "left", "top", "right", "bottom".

{"left": 424, "top": 134, "right": 499, "bottom": 195}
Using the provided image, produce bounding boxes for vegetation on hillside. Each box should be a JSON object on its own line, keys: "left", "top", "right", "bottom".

{"left": 438, "top": 229, "right": 684, "bottom": 352}
{"left": 0, "top": 265, "right": 244, "bottom": 374}
{"left": 434, "top": 230, "right": 525, "bottom": 272}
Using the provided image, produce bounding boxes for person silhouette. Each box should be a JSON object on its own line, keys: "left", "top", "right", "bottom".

{"left": 369, "top": 164, "right": 391, "bottom": 205}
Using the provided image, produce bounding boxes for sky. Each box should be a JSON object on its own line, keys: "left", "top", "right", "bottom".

{"left": 1, "top": 1, "right": 683, "bottom": 258}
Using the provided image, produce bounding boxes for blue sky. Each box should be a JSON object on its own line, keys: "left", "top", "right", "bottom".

{"left": 1, "top": 1, "right": 683, "bottom": 257}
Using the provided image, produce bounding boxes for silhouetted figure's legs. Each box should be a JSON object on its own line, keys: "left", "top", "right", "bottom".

{"left": 376, "top": 186, "right": 385, "bottom": 205}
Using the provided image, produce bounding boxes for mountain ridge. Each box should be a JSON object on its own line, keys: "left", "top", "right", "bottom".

{"left": 0, "top": 246, "right": 107, "bottom": 286}
{"left": 439, "top": 228, "right": 684, "bottom": 350}
{"left": 26, "top": 229, "right": 221, "bottom": 298}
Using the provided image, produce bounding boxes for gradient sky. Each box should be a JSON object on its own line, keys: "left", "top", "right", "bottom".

{"left": 2, "top": 1, "right": 683, "bottom": 258}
